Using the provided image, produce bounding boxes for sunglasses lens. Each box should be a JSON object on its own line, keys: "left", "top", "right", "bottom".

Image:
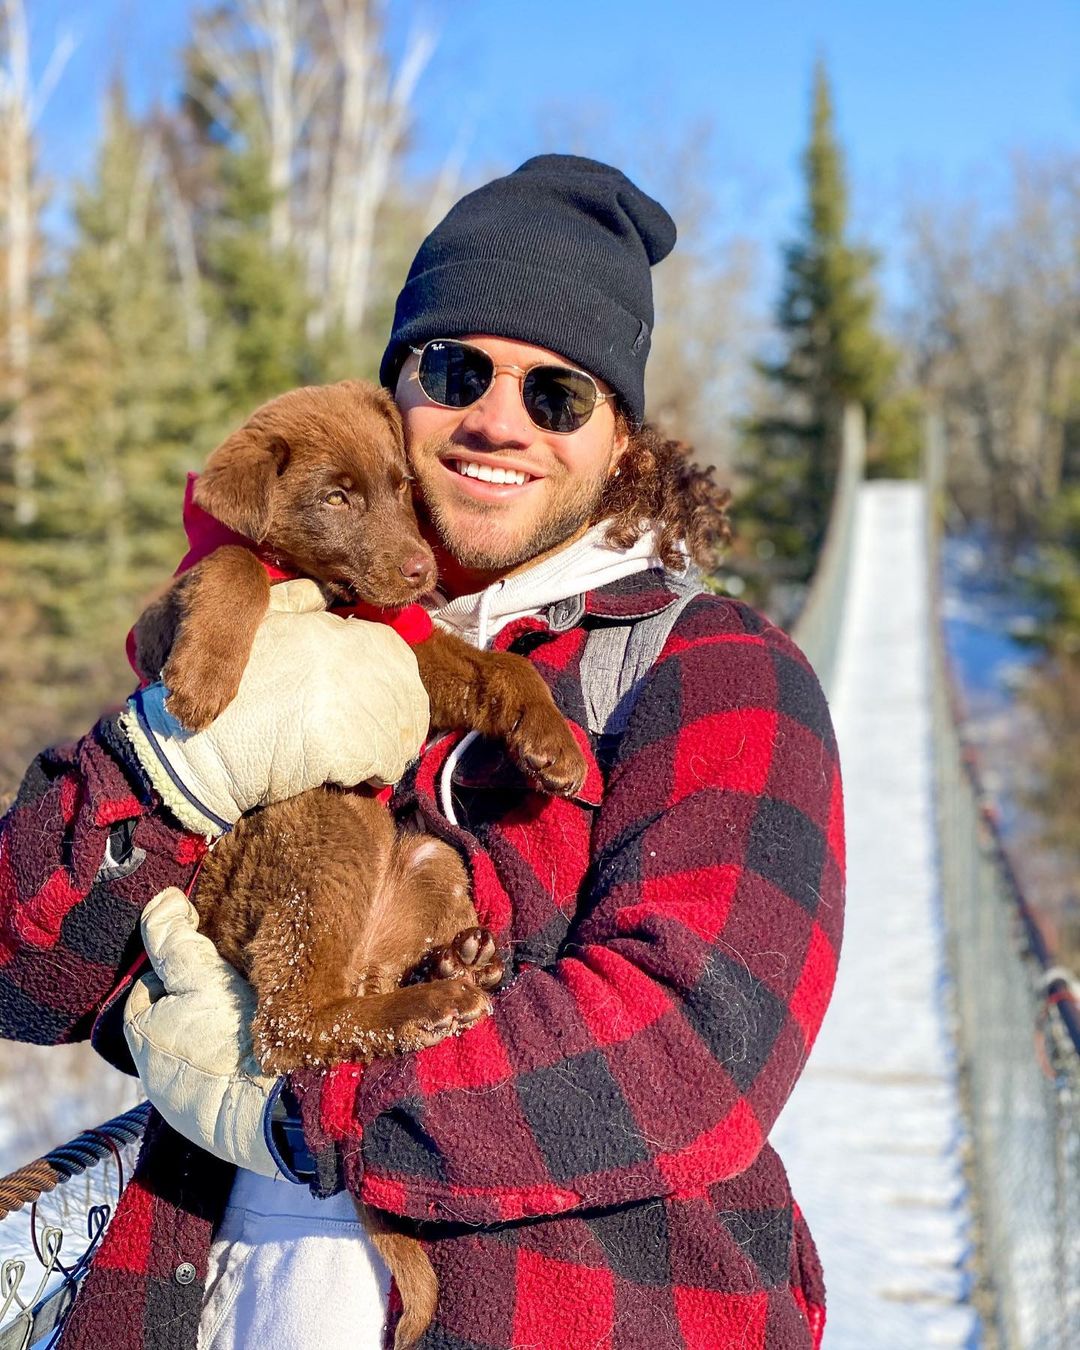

{"left": 417, "top": 341, "right": 493, "bottom": 408}
{"left": 522, "top": 367, "right": 597, "bottom": 433}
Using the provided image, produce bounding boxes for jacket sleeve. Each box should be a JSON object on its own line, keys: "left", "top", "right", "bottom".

{"left": 0, "top": 713, "right": 208, "bottom": 1049}
{"left": 289, "top": 598, "right": 846, "bottom": 1224}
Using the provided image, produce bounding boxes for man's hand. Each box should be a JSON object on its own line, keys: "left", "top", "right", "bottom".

{"left": 123, "top": 888, "right": 280, "bottom": 1177}
{"left": 120, "top": 578, "right": 430, "bottom": 838}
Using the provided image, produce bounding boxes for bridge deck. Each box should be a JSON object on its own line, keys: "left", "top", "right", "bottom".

{"left": 773, "top": 481, "right": 981, "bottom": 1348}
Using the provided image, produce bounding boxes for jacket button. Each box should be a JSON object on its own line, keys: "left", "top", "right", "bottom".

{"left": 174, "top": 1262, "right": 197, "bottom": 1286}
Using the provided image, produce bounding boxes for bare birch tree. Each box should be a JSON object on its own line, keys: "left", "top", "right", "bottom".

{"left": 308, "top": 0, "right": 433, "bottom": 338}
{"left": 905, "top": 152, "right": 1080, "bottom": 540}
{"left": 188, "top": 0, "right": 433, "bottom": 343}
{"left": 640, "top": 130, "right": 761, "bottom": 477}
{"left": 0, "top": 0, "right": 73, "bottom": 526}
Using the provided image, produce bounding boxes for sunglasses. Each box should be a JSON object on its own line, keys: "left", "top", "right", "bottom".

{"left": 408, "top": 339, "right": 617, "bottom": 435}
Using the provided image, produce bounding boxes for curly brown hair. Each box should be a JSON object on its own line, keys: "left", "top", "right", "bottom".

{"left": 594, "top": 416, "right": 732, "bottom": 572}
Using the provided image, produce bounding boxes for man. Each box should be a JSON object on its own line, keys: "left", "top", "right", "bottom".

{"left": 0, "top": 156, "right": 843, "bottom": 1349}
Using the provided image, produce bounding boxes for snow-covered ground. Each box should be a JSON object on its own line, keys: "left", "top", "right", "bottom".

{"left": 938, "top": 531, "right": 1043, "bottom": 843}
{"left": 773, "top": 481, "right": 981, "bottom": 1349}
{"left": 938, "top": 530, "right": 1041, "bottom": 709}
{"left": 937, "top": 532, "right": 1078, "bottom": 952}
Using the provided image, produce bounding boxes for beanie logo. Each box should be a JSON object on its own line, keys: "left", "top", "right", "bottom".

{"left": 631, "top": 320, "right": 649, "bottom": 355}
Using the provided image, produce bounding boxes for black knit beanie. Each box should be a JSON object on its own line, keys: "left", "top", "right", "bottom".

{"left": 379, "top": 154, "right": 676, "bottom": 427}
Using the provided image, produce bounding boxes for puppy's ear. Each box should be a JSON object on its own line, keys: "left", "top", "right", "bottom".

{"left": 194, "top": 425, "right": 290, "bottom": 542}
{"left": 371, "top": 386, "right": 406, "bottom": 454}
{"left": 336, "top": 380, "right": 406, "bottom": 455}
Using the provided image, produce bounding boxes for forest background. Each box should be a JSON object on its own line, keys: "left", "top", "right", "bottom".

{"left": 0, "top": 0, "right": 1078, "bottom": 1143}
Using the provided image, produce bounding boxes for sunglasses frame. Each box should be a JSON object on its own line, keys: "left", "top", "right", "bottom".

{"left": 407, "top": 339, "right": 617, "bottom": 434}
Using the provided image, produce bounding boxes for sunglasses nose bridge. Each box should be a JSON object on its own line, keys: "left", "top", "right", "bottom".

{"left": 459, "top": 365, "right": 535, "bottom": 445}
{"left": 488, "top": 361, "right": 528, "bottom": 383}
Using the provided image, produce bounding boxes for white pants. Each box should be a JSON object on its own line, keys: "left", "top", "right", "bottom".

{"left": 198, "top": 1168, "right": 390, "bottom": 1350}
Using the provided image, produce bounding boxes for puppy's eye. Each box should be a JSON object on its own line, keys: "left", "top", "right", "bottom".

{"left": 397, "top": 477, "right": 414, "bottom": 496}
{"left": 323, "top": 489, "right": 349, "bottom": 507}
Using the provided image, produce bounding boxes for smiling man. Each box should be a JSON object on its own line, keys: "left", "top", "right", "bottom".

{"left": 0, "top": 156, "right": 845, "bottom": 1350}
{"left": 400, "top": 332, "right": 628, "bottom": 588}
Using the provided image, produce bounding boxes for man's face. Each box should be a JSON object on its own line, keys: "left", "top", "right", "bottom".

{"left": 395, "top": 334, "right": 628, "bottom": 581}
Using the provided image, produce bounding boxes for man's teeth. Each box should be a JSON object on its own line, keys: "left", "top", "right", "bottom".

{"left": 453, "top": 460, "right": 531, "bottom": 486}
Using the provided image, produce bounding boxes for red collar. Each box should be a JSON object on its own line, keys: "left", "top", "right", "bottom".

{"left": 126, "top": 475, "right": 432, "bottom": 678}
{"left": 175, "top": 472, "right": 295, "bottom": 582}
{"left": 177, "top": 472, "right": 433, "bottom": 644}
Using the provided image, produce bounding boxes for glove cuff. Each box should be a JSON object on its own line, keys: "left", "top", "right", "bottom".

{"left": 266, "top": 1081, "right": 317, "bottom": 1185}
{"left": 280, "top": 1068, "right": 362, "bottom": 1199}
{"left": 120, "top": 687, "right": 234, "bottom": 840}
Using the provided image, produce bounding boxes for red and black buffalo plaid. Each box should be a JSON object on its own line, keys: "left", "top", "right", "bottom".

{"left": 0, "top": 571, "right": 844, "bottom": 1349}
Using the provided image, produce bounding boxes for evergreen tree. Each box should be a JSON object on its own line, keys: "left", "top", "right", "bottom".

{"left": 179, "top": 34, "right": 326, "bottom": 416}
{"left": 738, "top": 61, "right": 894, "bottom": 587}
{"left": 22, "top": 85, "right": 215, "bottom": 710}
{"left": 202, "top": 135, "right": 321, "bottom": 417}
{"left": 1028, "top": 373, "right": 1080, "bottom": 652}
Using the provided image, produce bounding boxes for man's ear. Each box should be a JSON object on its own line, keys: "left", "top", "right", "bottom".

{"left": 194, "top": 424, "right": 290, "bottom": 542}
{"left": 610, "top": 418, "right": 631, "bottom": 475}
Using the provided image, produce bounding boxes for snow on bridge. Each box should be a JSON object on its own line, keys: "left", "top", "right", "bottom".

{"left": 773, "top": 481, "right": 982, "bottom": 1349}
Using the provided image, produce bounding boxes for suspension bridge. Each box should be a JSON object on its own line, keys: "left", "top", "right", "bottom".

{"left": 776, "top": 413, "right": 1080, "bottom": 1349}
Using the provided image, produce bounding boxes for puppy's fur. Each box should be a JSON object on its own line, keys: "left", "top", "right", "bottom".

{"left": 132, "top": 380, "right": 587, "bottom": 1348}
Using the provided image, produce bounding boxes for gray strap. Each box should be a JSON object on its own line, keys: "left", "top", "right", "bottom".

{"left": 579, "top": 571, "right": 706, "bottom": 736}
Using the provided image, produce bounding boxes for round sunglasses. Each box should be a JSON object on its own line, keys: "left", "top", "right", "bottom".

{"left": 408, "top": 339, "right": 616, "bottom": 435}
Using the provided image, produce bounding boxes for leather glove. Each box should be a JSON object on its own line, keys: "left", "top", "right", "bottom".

{"left": 120, "top": 578, "right": 430, "bottom": 838}
{"left": 124, "top": 888, "right": 279, "bottom": 1177}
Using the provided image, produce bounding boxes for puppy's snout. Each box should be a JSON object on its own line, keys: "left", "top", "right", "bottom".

{"left": 400, "top": 551, "right": 436, "bottom": 590}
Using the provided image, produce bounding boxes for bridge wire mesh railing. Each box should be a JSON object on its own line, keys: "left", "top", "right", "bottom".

{"left": 0, "top": 1099, "right": 151, "bottom": 1346}
{"left": 925, "top": 412, "right": 1080, "bottom": 1350}
{"left": 789, "top": 403, "right": 865, "bottom": 697}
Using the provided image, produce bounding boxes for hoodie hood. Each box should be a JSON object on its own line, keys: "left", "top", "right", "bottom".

{"left": 429, "top": 521, "right": 669, "bottom": 650}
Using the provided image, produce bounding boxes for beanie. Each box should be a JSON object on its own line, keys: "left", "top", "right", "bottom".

{"left": 379, "top": 154, "right": 676, "bottom": 427}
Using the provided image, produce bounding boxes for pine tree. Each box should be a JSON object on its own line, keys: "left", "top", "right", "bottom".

{"left": 177, "top": 28, "right": 323, "bottom": 416}
{"left": 23, "top": 85, "right": 215, "bottom": 714}
{"left": 738, "top": 60, "right": 894, "bottom": 587}
{"left": 202, "top": 135, "right": 321, "bottom": 417}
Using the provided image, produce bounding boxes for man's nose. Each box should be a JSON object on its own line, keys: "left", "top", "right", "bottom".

{"left": 457, "top": 371, "right": 532, "bottom": 449}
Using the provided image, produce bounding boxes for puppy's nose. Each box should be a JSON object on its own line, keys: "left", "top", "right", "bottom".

{"left": 399, "top": 552, "right": 434, "bottom": 584}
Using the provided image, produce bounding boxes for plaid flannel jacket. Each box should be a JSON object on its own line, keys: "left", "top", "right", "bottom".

{"left": 0, "top": 571, "right": 844, "bottom": 1350}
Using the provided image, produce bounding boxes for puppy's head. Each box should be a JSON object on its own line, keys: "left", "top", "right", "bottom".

{"left": 194, "top": 381, "right": 436, "bottom": 608}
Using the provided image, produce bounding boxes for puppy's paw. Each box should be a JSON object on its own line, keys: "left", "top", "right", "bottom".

{"left": 507, "top": 704, "right": 588, "bottom": 797}
{"left": 396, "top": 979, "right": 491, "bottom": 1051}
{"left": 162, "top": 645, "right": 245, "bottom": 731}
{"left": 410, "top": 927, "right": 505, "bottom": 992}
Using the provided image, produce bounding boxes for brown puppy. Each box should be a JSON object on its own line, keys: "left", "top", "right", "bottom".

{"left": 131, "top": 380, "right": 588, "bottom": 1348}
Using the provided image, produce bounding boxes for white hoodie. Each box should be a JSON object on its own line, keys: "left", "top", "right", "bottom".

{"left": 430, "top": 518, "right": 665, "bottom": 650}
{"left": 197, "top": 520, "right": 666, "bottom": 1350}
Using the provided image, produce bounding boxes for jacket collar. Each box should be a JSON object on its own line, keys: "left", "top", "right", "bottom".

{"left": 541, "top": 567, "right": 684, "bottom": 632}
{"left": 585, "top": 567, "right": 685, "bottom": 619}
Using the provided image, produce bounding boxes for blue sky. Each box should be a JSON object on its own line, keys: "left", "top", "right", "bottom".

{"left": 26, "top": 0, "right": 1080, "bottom": 311}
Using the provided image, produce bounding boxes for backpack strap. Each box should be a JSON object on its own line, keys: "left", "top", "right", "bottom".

{"left": 576, "top": 569, "right": 706, "bottom": 739}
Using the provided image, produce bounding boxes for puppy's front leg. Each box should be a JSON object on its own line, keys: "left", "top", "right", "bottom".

{"left": 134, "top": 546, "right": 271, "bottom": 731}
{"left": 250, "top": 958, "right": 492, "bottom": 1073}
{"left": 414, "top": 628, "right": 587, "bottom": 796}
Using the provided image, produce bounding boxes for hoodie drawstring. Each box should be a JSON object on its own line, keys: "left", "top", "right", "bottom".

{"left": 438, "top": 581, "right": 504, "bottom": 825}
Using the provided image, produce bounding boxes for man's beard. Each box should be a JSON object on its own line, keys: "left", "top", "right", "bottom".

{"left": 412, "top": 440, "right": 612, "bottom": 573}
